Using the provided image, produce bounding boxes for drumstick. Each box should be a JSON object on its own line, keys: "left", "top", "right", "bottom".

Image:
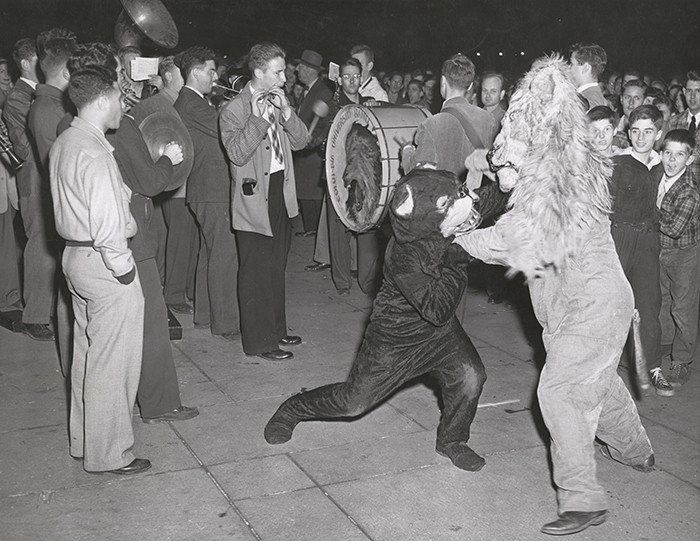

{"left": 309, "top": 100, "right": 330, "bottom": 135}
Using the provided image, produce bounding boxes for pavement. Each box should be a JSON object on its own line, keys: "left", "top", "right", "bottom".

{"left": 1, "top": 232, "right": 699, "bottom": 541}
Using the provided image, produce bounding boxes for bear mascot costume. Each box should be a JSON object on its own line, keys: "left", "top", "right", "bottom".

{"left": 264, "top": 167, "right": 505, "bottom": 472}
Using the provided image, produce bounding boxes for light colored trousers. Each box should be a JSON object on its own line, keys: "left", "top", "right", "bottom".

{"left": 63, "top": 246, "right": 144, "bottom": 472}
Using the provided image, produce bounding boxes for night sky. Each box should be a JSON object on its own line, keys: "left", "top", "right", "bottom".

{"left": 1, "top": 0, "right": 699, "bottom": 79}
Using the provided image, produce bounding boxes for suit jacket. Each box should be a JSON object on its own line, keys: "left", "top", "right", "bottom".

{"left": 2, "top": 79, "right": 42, "bottom": 198}
{"left": 579, "top": 85, "right": 607, "bottom": 110}
{"left": 219, "top": 82, "right": 309, "bottom": 236}
{"left": 174, "top": 87, "right": 229, "bottom": 204}
{"left": 294, "top": 78, "right": 334, "bottom": 200}
{"left": 403, "top": 96, "right": 497, "bottom": 181}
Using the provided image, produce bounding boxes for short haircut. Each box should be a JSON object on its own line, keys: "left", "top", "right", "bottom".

{"left": 39, "top": 38, "right": 78, "bottom": 78}
{"left": 570, "top": 42, "right": 607, "bottom": 79}
{"left": 67, "top": 42, "right": 118, "bottom": 75}
{"left": 247, "top": 42, "right": 285, "bottom": 74}
{"left": 662, "top": 129, "right": 695, "bottom": 153}
{"left": 12, "top": 38, "right": 37, "bottom": 68}
{"left": 408, "top": 79, "right": 424, "bottom": 90}
{"left": 158, "top": 55, "right": 177, "bottom": 79}
{"left": 622, "top": 79, "right": 645, "bottom": 93}
{"left": 340, "top": 57, "right": 362, "bottom": 73}
{"left": 441, "top": 53, "right": 475, "bottom": 91}
{"left": 36, "top": 28, "right": 77, "bottom": 63}
{"left": 652, "top": 94, "right": 673, "bottom": 110}
{"left": 117, "top": 45, "right": 141, "bottom": 63}
{"left": 68, "top": 64, "right": 118, "bottom": 109}
{"left": 587, "top": 105, "right": 616, "bottom": 125}
{"left": 628, "top": 104, "right": 662, "bottom": 130}
{"left": 686, "top": 70, "right": 700, "bottom": 85}
{"left": 644, "top": 86, "right": 664, "bottom": 101}
{"left": 349, "top": 44, "right": 374, "bottom": 64}
{"left": 179, "top": 46, "right": 216, "bottom": 79}
{"left": 623, "top": 69, "right": 642, "bottom": 81}
{"left": 481, "top": 71, "right": 505, "bottom": 88}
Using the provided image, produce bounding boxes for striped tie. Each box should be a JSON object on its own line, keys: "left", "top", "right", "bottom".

{"left": 689, "top": 115, "right": 696, "bottom": 138}
{"left": 266, "top": 103, "right": 283, "bottom": 164}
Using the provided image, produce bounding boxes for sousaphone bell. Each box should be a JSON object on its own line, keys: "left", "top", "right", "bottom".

{"left": 114, "top": 0, "right": 179, "bottom": 49}
{"left": 139, "top": 112, "right": 194, "bottom": 187}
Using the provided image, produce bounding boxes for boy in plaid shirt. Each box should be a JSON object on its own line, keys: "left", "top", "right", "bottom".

{"left": 657, "top": 129, "right": 700, "bottom": 388}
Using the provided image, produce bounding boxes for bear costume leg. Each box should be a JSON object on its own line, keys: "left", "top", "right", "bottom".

{"left": 265, "top": 323, "right": 488, "bottom": 472}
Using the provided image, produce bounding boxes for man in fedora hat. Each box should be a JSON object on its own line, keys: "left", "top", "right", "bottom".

{"left": 293, "top": 50, "right": 334, "bottom": 245}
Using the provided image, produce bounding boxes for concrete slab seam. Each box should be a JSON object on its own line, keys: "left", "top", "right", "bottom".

{"left": 167, "top": 423, "right": 263, "bottom": 541}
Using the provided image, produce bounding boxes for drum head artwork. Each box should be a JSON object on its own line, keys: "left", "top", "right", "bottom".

{"left": 325, "top": 104, "right": 430, "bottom": 232}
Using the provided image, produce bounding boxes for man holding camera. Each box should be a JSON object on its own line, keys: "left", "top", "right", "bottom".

{"left": 219, "top": 42, "right": 308, "bottom": 361}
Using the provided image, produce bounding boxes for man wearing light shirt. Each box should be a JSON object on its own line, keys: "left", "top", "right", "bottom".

{"left": 350, "top": 44, "right": 389, "bottom": 103}
{"left": 50, "top": 65, "right": 149, "bottom": 475}
{"left": 569, "top": 42, "right": 608, "bottom": 110}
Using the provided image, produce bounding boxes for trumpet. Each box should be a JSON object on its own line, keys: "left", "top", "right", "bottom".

{"left": 0, "top": 130, "right": 24, "bottom": 171}
{"left": 213, "top": 74, "right": 250, "bottom": 99}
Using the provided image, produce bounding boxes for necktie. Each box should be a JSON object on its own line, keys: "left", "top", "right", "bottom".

{"left": 265, "top": 103, "right": 283, "bottom": 164}
{"left": 689, "top": 115, "right": 696, "bottom": 138}
{"left": 657, "top": 176, "right": 668, "bottom": 208}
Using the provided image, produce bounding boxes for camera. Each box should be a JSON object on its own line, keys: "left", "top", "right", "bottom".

{"left": 242, "top": 180, "right": 257, "bottom": 196}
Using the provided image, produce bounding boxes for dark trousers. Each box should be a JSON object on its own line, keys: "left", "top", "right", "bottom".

{"left": 162, "top": 197, "right": 197, "bottom": 305}
{"left": 236, "top": 171, "right": 292, "bottom": 354}
{"left": 611, "top": 222, "right": 662, "bottom": 370}
{"left": 190, "top": 202, "right": 239, "bottom": 335}
{"left": 0, "top": 207, "right": 22, "bottom": 310}
{"left": 327, "top": 196, "right": 383, "bottom": 294}
{"left": 135, "top": 258, "right": 181, "bottom": 417}
{"left": 274, "top": 320, "right": 486, "bottom": 447}
{"left": 298, "top": 198, "right": 323, "bottom": 232}
{"left": 19, "top": 194, "right": 58, "bottom": 324}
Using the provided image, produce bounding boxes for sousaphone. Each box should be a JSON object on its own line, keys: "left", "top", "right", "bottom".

{"left": 114, "top": 0, "right": 179, "bottom": 49}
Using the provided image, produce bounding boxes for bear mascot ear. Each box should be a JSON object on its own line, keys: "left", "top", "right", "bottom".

{"left": 392, "top": 184, "right": 414, "bottom": 217}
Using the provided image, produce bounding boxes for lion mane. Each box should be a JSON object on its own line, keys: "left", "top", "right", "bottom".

{"left": 492, "top": 54, "right": 612, "bottom": 278}
{"left": 343, "top": 123, "right": 382, "bottom": 228}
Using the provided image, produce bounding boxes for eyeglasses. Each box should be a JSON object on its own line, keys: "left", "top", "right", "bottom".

{"left": 341, "top": 74, "right": 361, "bottom": 81}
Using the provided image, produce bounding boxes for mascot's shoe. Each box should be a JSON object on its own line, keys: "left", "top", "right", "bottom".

{"left": 541, "top": 510, "right": 607, "bottom": 536}
{"left": 436, "top": 442, "right": 485, "bottom": 472}
{"left": 598, "top": 445, "right": 655, "bottom": 472}
{"left": 264, "top": 402, "right": 299, "bottom": 444}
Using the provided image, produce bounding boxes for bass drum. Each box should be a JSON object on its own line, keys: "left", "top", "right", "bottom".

{"left": 325, "top": 104, "right": 430, "bottom": 232}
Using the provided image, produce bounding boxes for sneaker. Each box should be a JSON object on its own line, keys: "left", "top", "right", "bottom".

{"left": 667, "top": 363, "right": 691, "bottom": 388}
{"left": 649, "top": 367, "right": 674, "bottom": 397}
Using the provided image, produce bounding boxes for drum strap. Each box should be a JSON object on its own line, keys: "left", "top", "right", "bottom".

{"left": 442, "top": 107, "right": 486, "bottom": 150}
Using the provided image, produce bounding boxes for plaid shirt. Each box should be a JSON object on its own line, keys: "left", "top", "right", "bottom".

{"left": 658, "top": 166, "right": 700, "bottom": 248}
{"left": 669, "top": 112, "right": 700, "bottom": 180}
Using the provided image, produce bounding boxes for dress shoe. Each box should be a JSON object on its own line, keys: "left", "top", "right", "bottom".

{"left": 598, "top": 445, "right": 655, "bottom": 472}
{"left": 305, "top": 262, "right": 331, "bottom": 272}
{"left": 215, "top": 330, "right": 240, "bottom": 341}
{"left": 279, "top": 335, "right": 302, "bottom": 346}
{"left": 167, "top": 303, "right": 193, "bottom": 315}
{"left": 541, "top": 510, "right": 607, "bottom": 536}
{"left": 107, "top": 458, "right": 152, "bottom": 475}
{"left": 436, "top": 442, "right": 485, "bottom": 472}
{"left": 295, "top": 230, "right": 316, "bottom": 237}
{"left": 21, "top": 323, "right": 55, "bottom": 342}
{"left": 142, "top": 406, "right": 200, "bottom": 424}
{"left": 257, "top": 349, "right": 294, "bottom": 361}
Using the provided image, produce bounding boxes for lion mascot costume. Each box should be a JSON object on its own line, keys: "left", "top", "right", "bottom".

{"left": 265, "top": 167, "right": 502, "bottom": 472}
{"left": 455, "top": 55, "right": 655, "bottom": 535}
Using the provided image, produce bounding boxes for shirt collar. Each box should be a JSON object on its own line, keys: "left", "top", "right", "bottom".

{"left": 70, "top": 116, "right": 114, "bottom": 152}
{"left": 620, "top": 147, "right": 661, "bottom": 170}
{"left": 19, "top": 77, "right": 37, "bottom": 90}
{"left": 577, "top": 82, "right": 599, "bottom": 93}
{"left": 184, "top": 85, "right": 205, "bottom": 99}
{"left": 662, "top": 168, "right": 685, "bottom": 186}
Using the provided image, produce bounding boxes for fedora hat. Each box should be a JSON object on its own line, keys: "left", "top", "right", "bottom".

{"left": 297, "top": 50, "right": 324, "bottom": 71}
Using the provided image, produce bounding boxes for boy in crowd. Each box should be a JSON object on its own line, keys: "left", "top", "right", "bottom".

{"left": 609, "top": 105, "right": 669, "bottom": 395}
{"left": 612, "top": 80, "right": 645, "bottom": 149}
{"left": 587, "top": 105, "right": 620, "bottom": 157}
{"left": 656, "top": 129, "right": 699, "bottom": 388}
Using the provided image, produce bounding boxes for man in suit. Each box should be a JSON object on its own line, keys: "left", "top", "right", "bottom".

{"left": 569, "top": 43, "right": 608, "bottom": 110}
{"left": 2, "top": 38, "right": 38, "bottom": 314}
{"left": 131, "top": 56, "right": 197, "bottom": 316}
{"left": 480, "top": 71, "right": 506, "bottom": 127}
{"left": 669, "top": 70, "right": 700, "bottom": 179}
{"left": 174, "top": 46, "right": 239, "bottom": 340}
{"left": 219, "top": 42, "right": 309, "bottom": 361}
{"left": 293, "top": 50, "right": 333, "bottom": 238}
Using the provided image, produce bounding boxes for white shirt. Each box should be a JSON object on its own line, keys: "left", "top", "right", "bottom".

{"left": 184, "top": 85, "right": 205, "bottom": 99}
{"left": 359, "top": 76, "right": 388, "bottom": 102}
{"left": 19, "top": 77, "right": 37, "bottom": 90}
{"left": 576, "top": 82, "right": 599, "bottom": 94}
{"left": 619, "top": 147, "right": 661, "bottom": 170}
{"left": 656, "top": 168, "right": 686, "bottom": 208}
{"left": 250, "top": 83, "right": 284, "bottom": 174}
